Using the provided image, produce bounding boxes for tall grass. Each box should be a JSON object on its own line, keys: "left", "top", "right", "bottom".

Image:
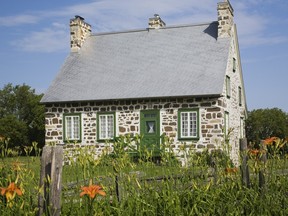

{"left": 1, "top": 136, "right": 288, "bottom": 215}
{"left": 0, "top": 140, "right": 41, "bottom": 215}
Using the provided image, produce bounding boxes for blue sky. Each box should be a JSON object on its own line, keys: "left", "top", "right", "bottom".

{"left": 1, "top": 0, "right": 287, "bottom": 112}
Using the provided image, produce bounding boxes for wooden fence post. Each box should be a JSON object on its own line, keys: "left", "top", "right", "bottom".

{"left": 240, "top": 138, "right": 250, "bottom": 187}
{"left": 115, "top": 172, "right": 125, "bottom": 203}
{"left": 115, "top": 175, "right": 121, "bottom": 203}
{"left": 38, "top": 146, "right": 63, "bottom": 216}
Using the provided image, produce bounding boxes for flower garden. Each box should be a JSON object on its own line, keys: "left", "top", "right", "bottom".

{"left": 1, "top": 135, "right": 288, "bottom": 215}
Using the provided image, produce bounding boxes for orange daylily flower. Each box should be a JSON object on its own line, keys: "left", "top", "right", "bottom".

{"left": 80, "top": 184, "right": 106, "bottom": 199}
{"left": 0, "top": 182, "right": 23, "bottom": 202}
{"left": 264, "top": 137, "right": 278, "bottom": 145}
{"left": 249, "top": 149, "right": 261, "bottom": 156}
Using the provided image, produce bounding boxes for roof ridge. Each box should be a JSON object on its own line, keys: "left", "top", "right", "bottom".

{"left": 91, "top": 21, "right": 217, "bottom": 36}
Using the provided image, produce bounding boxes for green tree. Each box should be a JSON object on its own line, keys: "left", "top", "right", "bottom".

{"left": 0, "top": 83, "right": 45, "bottom": 151}
{"left": 245, "top": 108, "right": 288, "bottom": 145}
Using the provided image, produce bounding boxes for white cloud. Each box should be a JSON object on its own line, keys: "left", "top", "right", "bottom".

{"left": 5, "top": 0, "right": 219, "bottom": 53}
{"left": 240, "top": 34, "right": 288, "bottom": 47}
{"left": 0, "top": 15, "right": 39, "bottom": 26}
{"left": 4, "top": 0, "right": 287, "bottom": 53}
{"left": 60, "top": 0, "right": 217, "bottom": 31}
{"left": 11, "top": 23, "right": 69, "bottom": 53}
{"left": 232, "top": 0, "right": 288, "bottom": 48}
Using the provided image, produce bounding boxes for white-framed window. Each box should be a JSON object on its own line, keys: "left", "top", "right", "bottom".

{"left": 226, "top": 76, "right": 231, "bottom": 98}
{"left": 97, "top": 112, "right": 115, "bottom": 140}
{"left": 63, "top": 113, "right": 81, "bottom": 141}
{"left": 178, "top": 109, "right": 199, "bottom": 139}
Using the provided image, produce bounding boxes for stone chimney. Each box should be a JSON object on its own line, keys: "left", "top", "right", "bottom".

{"left": 217, "top": 0, "right": 234, "bottom": 38}
{"left": 148, "top": 14, "right": 166, "bottom": 29}
{"left": 70, "top": 15, "right": 91, "bottom": 52}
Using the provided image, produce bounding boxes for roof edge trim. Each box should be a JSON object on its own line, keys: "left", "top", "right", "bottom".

{"left": 40, "top": 94, "right": 222, "bottom": 105}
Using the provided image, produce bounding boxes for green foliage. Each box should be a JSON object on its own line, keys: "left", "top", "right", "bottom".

{"left": 0, "top": 83, "right": 45, "bottom": 151}
{"left": 246, "top": 108, "right": 288, "bottom": 144}
{"left": 192, "top": 149, "right": 233, "bottom": 168}
{"left": 0, "top": 141, "right": 41, "bottom": 215}
{"left": 2, "top": 136, "right": 288, "bottom": 215}
{"left": 0, "top": 115, "right": 28, "bottom": 151}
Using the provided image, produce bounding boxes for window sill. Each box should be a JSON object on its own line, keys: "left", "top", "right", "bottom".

{"left": 63, "top": 140, "right": 82, "bottom": 144}
{"left": 97, "top": 138, "right": 115, "bottom": 143}
{"left": 178, "top": 137, "right": 199, "bottom": 141}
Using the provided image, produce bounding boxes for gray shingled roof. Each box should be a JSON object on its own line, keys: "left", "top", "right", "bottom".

{"left": 41, "top": 21, "right": 230, "bottom": 103}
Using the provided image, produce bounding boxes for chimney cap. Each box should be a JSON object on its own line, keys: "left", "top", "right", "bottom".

{"left": 75, "top": 15, "right": 85, "bottom": 20}
{"left": 218, "top": 0, "right": 234, "bottom": 13}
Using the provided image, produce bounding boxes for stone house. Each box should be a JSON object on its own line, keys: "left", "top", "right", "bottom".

{"left": 41, "top": 0, "right": 247, "bottom": 163}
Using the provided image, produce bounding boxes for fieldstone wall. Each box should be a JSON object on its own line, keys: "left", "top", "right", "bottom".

{"left": 44, "top": 97, "right": 229, "bottom": 161}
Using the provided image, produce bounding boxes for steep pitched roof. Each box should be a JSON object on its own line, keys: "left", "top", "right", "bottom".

{"left": 41, "top": 21, "right": 230, "bottom": 103}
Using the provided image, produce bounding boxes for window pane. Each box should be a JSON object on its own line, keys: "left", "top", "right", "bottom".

{"left": 107, "top": 115, "right": 114, "bottom": 138}
{"left": 65, "top": 115, "right": 80, "bottom": 140}
{"left": 99, "top": 114, "right": 114, "bottom": 139}
{"left": 180, "top": 111, "right": 198, "bottom": 138}
{"left": 66, "top": 116, "right": 72, "bottom": 139}
{"left": 189, "top": 112, "right": 197, "bottom": 137}
{"left": 100, "top": 115, "right": 106, "bottom": 139}
{"left": 146, "top": 121, "right": 155, "bottom": 133}
{"left": 73, "top": 116, "right": 79, "bottom": 139}
{"left": 181, "top": 113, "right": 188, "bottom": 137}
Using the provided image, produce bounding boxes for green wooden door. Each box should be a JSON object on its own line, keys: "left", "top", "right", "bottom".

{"left": 140, "top": 110, "right": 160, "bottom": 154}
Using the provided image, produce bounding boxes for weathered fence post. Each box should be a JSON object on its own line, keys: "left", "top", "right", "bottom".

{"left": 240, "top": 138, "right": 250, "bottom": 187}
{"left": 115, "top": 173, "right": 125, "bottom": 203}
{"left": 38, "top": 146, "right": 63, "bottom": 216}
{"left": 115, "top": 175, "right": 121, "bottom": 202}
{"left": 259, "top": 140, "right": 267, "bottom": 192}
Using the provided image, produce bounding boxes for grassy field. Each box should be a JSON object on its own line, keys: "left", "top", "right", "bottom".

{"left": 1, "top": 155, "right": 188, "bottom": 185}
{"left": 2, "top": 154, "right": 288, "bottom": 186}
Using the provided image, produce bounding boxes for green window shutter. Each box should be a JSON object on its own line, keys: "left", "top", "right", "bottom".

{"left": 178, "top": 108, "right": 199, "bottom": 140}
{"left": 63, "top": 113, "right": 82, "bottom": 143}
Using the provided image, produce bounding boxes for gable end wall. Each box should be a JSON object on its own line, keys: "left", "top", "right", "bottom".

{"left": 221, "top": 25, "right": 247, "bottom": 162}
